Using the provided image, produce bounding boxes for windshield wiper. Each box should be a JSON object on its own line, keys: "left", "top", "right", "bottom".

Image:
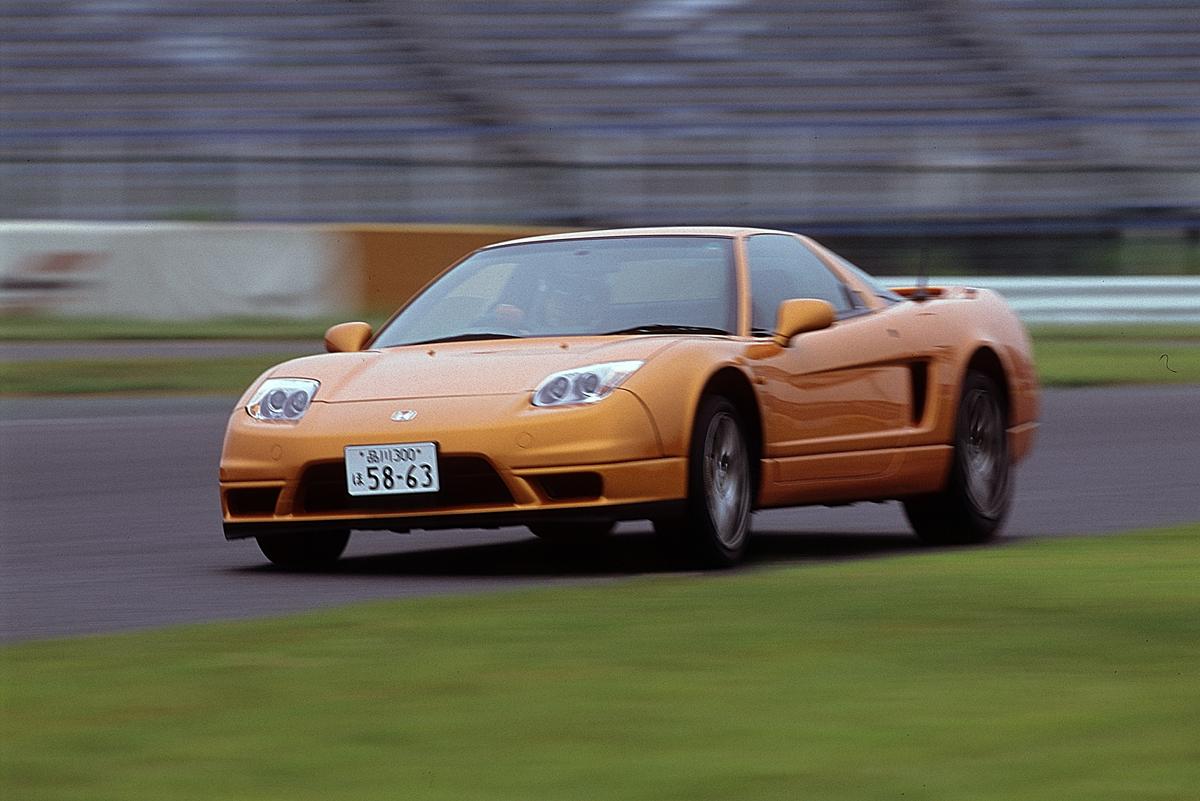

{"left": 409, "top": 332, "right": 524, "bottom": 345}
{"left": 603, "top": 324, "right": 730, "bottom": 336}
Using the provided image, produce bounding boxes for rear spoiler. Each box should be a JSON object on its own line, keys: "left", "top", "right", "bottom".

{"left": 890, "top": 286, "right": 980, "bottom": 300}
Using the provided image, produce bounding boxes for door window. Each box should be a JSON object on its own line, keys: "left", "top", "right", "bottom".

{"left": 747, "top": 234, "right": 855, "bottom": 331}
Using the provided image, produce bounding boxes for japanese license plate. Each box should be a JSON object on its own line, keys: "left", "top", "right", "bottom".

{"left": 345, "top": 442, "right": 440, "bottom": 496}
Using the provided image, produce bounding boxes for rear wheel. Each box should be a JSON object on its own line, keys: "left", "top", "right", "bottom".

{"left": 655, "top": 396, "right": 752, "bottom": 567}
{"left": 256, "top": 530, "right": 350, "bottom": 568}
{"left": 904, "top": 371, "right": 1011, "bottom": 545}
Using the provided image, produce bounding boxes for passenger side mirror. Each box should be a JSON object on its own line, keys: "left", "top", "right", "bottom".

{"left": 324, "top": 321, "right": 373, "bottom": 353}
{"left": 773, "top": 299, "right": 835, "bottom": 346}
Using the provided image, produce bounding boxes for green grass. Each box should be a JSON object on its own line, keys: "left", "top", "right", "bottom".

{"left": 2, "top": 323, "right": 1198, "bottom": 394}
{"left": 1026, "top": 323, "right": 1200, "bottom": 342}
{"left": 0, "top": 356, "right": 293, "bottom": 395}
{"left": 0, "top": 315, "right": 378, "bottom": 342}
{"left": 1034, "top": 338, "right": 1200, "bottom": 386}
{"left": 3, "top": 525, "right": 1199, "bottom": 801}
{"left": 1028, "top": 322, "right": 1200, "bottom": 386}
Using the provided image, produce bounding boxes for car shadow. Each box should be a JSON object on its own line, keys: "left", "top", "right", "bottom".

{"left": 234, "top": 528, "right": 951, "bottom": 579}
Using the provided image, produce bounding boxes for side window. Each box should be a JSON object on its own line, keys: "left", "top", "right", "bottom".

{"left": 746, "top": 235, "right": 854, "bottom": 331}
{"left": 831, "top": 253, "right": 904, "bottom": 305}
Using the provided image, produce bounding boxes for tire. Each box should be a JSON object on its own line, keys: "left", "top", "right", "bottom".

{"left": 904, "top": 371, "right": 1011, "bottom": 545}
{"left": 256, "top": 530, "right": 350, "bottom": 568}
{"left": 655, "top": 396, "right": 752, "bottom": 567}
{"left": 528, "top": 521, "right": 614, "bottom": 542}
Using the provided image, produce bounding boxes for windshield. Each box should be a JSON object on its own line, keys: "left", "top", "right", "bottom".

{"left": 373, "top": 236, "right": 737, "bottom": 347}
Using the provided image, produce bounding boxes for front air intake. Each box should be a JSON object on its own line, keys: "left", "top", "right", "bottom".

{"left": 533, "top": 472, "right": 604, "bottom": 501}
{"left": 296, "top": 456, "right": 515, "bottom": 515}
{"left": 226, "top": 487, "right": 282, "bottom": 517}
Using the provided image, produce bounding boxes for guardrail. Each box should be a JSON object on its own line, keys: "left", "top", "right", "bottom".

{"left": 897, "top": 277, "right": 1200, "bottom": 325}
{"left": 1, "top": 218, "right": 1195, "bottom": 324}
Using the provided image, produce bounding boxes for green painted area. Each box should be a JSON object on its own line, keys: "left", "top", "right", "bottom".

{"left": 3, "top": 525, "right": 1199, "bottom": 800}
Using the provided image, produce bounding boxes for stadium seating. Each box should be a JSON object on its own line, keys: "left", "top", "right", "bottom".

{"left": 1, "top": 0, "right": 1197, "bottom": 225}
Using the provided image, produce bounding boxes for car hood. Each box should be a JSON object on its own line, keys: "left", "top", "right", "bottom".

{"left": 272, "top": 336, "right": 683, "bottom": 403}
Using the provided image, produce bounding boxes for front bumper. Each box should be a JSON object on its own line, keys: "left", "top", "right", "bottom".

{"left": 223, "top": 498, "right": 686, "bottom": 540}
{"left": 219, "top": 390, "right": 687, "bottom": 539}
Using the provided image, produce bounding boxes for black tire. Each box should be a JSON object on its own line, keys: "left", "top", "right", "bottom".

{"left": 528, "top": 521, "right": 614, "bottom": 542}
{"left": 904, "top": 371, "right": 1011, "bottom": 545}
{"left": 256, "top": 530, "right": 350, "bottom": 569}
{"left": 655, "top": 396, "right": 752, "bottom": 567}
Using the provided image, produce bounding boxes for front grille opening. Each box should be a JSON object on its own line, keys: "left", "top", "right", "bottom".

{"left": 226, "top": 487, "right": 281, "bottom": 517}
{"left": 534, "top": 471, "right": 603, "bottom": 501}
{"left": 297, "top": 456, "right": 515, "bottom": 515}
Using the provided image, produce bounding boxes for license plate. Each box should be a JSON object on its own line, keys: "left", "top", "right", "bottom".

{"left": 345, "top": 442, "right": 440, "bottom": 496}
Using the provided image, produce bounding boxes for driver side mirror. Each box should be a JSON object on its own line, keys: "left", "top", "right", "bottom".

{"left": 773, "top": 299, "right": 835, "bottom": 346}
{"left": 324, "top": 321, "right": 373, "bottom": 353}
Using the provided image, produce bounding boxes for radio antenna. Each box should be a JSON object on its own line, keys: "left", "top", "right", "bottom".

{"left": 912, "top": 245, "right": 930, "bottom": 302}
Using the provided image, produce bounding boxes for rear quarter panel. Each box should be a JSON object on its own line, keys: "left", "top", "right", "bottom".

{"left": 914, "top": 288, "right": 1039, "bottom": 459}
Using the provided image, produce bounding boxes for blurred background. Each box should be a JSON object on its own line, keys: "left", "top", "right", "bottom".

{"left": 2, "top": 0, "right": 1199, "bottom": 279}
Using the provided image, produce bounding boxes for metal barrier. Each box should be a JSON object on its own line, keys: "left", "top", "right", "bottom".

{"left": 897, "top": 277, "right": 1200, "bottom": 325}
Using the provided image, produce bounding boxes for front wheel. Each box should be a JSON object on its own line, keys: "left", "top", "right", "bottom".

{"left": 256, "top": 530, "right": 350, "bottom": 569}
{"left": 656, "top": 396, "right": 752, "bottom": 567}
{"left": 904, "top": 371, "right": 1011, "bottom": 545}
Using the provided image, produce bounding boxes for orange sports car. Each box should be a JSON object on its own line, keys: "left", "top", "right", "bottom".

{"left": 220, "top": 227, "right": 1038, "bottom": 568}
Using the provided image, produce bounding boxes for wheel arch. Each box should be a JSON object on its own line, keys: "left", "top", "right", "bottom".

{"left": 963, "top": 345, "right": 1011, "bottom": 425}
{"left": 697, "top": 366, "right": 765, "bottom": 506}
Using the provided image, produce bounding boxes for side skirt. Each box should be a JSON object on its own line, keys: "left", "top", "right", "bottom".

{"left": 757, "top": 445, "right": 953, "bottom": 508}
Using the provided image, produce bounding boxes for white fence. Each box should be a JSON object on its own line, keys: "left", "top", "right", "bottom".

{"left": 900, "top": 277, "right": 1200, "bottom": 325}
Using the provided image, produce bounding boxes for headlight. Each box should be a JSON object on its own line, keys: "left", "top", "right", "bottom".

{"left": 246, "top": 378, "right": 319, "bottom": 422}
{"left": 532, "top": 361, "right": 643, "bottom": 407}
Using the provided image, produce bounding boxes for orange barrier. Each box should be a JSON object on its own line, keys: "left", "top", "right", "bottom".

{"left": 332, "top": 224, "right": 566, "bottom": 312}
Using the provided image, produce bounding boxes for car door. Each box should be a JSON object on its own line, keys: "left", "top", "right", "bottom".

{"left": 743, "top": 234, "right": 912, "bottom": 481}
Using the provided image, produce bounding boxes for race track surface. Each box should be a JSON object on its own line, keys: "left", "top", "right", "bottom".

{"left": 2, "top": 387, "right": 1197, "bottom": 641}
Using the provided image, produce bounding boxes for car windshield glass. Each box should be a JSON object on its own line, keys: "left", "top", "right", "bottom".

{"left": 373, "top": 236, "right": 737, "bottom": 347}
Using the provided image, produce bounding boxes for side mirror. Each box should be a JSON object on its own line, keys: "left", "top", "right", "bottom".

{"left": 324, "top": 321, "right": 373, "bottom": 353}
{"left": 773, "top": 299, "right": 835, "bottom": 346}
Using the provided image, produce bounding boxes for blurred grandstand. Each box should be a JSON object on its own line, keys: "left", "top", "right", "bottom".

{"left": 2, "top": 0, "right": 1198, "bottom": 251}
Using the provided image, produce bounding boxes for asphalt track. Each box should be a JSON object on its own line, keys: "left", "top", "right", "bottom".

{"left": 2, "top": 387, "right": 1198, "bottom": 642}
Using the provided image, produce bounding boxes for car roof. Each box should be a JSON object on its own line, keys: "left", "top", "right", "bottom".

{"left": 482, "top": 226, "right": 797, "bottom": 248}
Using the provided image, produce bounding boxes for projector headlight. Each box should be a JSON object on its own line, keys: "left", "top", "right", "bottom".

{"left": 246, "top": 378, "right": 319, "bottom": 422}
{"left": 532, "top": 361, "right": 643, "bottom": 407}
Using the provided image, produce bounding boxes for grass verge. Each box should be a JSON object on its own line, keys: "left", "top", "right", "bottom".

{"left": 0, "top": 315, "right": 375, "bottom": 341}
{"left": 0, "top": 356, "right": 294, "bottom": 395}
{"left": 1033, "top": 338, "right": 1200, "bottom": 386}
{"left": 3, "top": 525, "right": 1199, "bottom": 801}
{"left": 2, "top": 324, "right": 1197, "bottom": 394}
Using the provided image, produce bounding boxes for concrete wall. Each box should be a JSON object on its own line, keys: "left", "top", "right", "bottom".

{"left": 0, "top": 222, "right": 560, "bottom": 319}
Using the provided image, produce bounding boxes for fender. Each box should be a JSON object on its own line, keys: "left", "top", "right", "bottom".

{"left": 622, "top": 338, "right": 763, "bottom": 457}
